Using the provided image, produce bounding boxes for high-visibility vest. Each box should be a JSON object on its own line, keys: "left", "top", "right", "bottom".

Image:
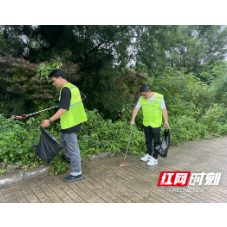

{"left": 59, "top": 83, "right": 87, "bottom": 129}
{"left": 140, "top": 93, "right": 163, "bottom": 127}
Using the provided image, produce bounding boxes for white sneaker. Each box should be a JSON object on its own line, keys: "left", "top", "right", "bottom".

{"left": 141, "top": 154, "right": 152, "bottom": 161}
{"left": 147, "top": 157, "right": 158, "bottom": 166}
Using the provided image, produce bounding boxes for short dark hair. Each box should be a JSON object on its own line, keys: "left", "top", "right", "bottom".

{"left": 140, "top": 84, "right": 151, "bottom": 92}
{"left": 48, "top": 69, "right": 67, "bottom": 79}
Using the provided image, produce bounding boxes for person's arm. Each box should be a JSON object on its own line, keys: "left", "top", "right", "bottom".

{"left": 161, "top": 97, "right": 169, "bottom": 129}
{"left": 130, "top": 107, "right": 139, "bottom": 125}
{"left": 130, "top": 98, "right": 141, "bottom": 125}
{"left": 41, "top": 108, "right": 67, "bottom": 128}
{"left": 41, "top": 87, "right": 70, "bottom": 128}
{"left": 162, "top": 108, "right": 169, "bottom": 129}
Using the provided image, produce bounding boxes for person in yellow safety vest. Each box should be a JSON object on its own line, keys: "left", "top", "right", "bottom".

{"left": 130, "top": 84, "right": 169, "bottom": 166}
{"left": 42, "top": 69, "right": 87, "bottom": 182}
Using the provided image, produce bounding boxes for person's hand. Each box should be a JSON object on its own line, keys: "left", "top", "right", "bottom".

{"left": 41, "top": 119, "right": 50, "bottom": 128}
{"left": 165, "top": 121, "right": 169, "bottom": 129}
{"left": 130, "top": 119, "right": 135, "bottom": 125}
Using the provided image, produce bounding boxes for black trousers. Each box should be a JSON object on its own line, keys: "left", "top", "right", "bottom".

{"left": 144, "top": 126, "right": 161, "bottom": 159}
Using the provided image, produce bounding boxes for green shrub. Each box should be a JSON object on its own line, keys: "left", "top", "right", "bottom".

{"left": 1, "top": 101, "right": 227, "bottom": 176}
{"left": 0, "top": 110, "right": 147, "bottom": 175}
{"left": 49, "top": 151, "right": 70, "bottom": 176}
{"left": 78, "top": 109, "right": 146, "bottom": 157}
{"left": 200, "top": 104, "right": 227, "bottom": 136}
{"left": 120, "top": 102, "right": 144, "bottom": 131}
{"left": 0, "top": 114, "right": 40, "bottom": 165}
{"left": 169, "top": 115, "right": 207, "bottom": 144}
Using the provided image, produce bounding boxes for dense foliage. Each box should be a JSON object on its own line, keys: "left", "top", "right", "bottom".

{"left": 1, "top": 25, "right": 227, "bottom": 175}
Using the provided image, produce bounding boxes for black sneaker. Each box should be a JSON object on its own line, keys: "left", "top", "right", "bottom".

{"left": 61, "top": 156, "right": 70, "bottom": 162}
{"left": 64, "top": 174, "right": 83, "bottom": 182}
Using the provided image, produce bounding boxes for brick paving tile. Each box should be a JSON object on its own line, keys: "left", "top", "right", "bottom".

{"left": 91, "top": 173, "right": 134, "bottom": 202}
{"left": 119, "top": 162, "right": 192, "bottom": 202}
{"left": 80, "top": 179, "right": 111, "bottom": 202}
{"left": 151, "top": 159, "right": 227, "bottom": 202}
{"left": 51, "top": 179, "right": 83, "bottom": 203}
{"left": 1, "top": 136, "right": 227, "bottom": 203}
{"left": 21, "top": 187, "right": 40, "bottom": 203}
{"left": 133, "top": 154, "right": 227, "bottom": 203}
{"left": 0, "top": 194, "right": 7, "bottom": 203}
{"left": 109, "top": 174, "right": 158, "bottom": 202}
{"left": 120, "top": 168, "right": 192, "bottom": 202}
{"left": 87, "top": 175, "right": 124, "bottom": 203}
{"left": 17, "top": 191, "right": 29, "bottom": 203}
{"left": 29, "top": 185, "right": 52, "bottom": 203}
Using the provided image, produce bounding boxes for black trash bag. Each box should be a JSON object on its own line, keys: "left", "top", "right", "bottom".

{"left": 156, "top": 129, "right": 170, "bottom": 158}
{"left": 32, "top": 126, "right": 63, "bottom": 163}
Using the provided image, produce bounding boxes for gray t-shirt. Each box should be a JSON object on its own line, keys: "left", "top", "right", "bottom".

{"left": 136, "top": 96, "right": 166, "bottom": 109}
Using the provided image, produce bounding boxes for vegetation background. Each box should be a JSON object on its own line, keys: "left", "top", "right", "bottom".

{"left": 1, "top": 25, "right": 227, "bottom": 175}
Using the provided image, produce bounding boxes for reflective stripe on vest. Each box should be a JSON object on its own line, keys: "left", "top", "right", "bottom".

{"left": 70, "top": 100, "right": 82, "bottom": 107}
{"left": 140, "top": 93, "right": 163, "bottom": 127}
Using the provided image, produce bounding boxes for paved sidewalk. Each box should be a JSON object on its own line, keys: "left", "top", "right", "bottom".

{"left": 1, "top": 136, "right": 227, "bottom": 203}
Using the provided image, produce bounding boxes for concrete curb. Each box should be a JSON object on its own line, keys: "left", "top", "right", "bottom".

{"left": 0, "top": 166, "right": 50, "bottom": 189}
{"left": 0, "top": 152, "right": 111, "bottom": 189}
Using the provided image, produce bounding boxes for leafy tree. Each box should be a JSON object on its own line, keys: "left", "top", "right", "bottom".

{"left": 133, "top": 25, "right": 177, "bottom": 77}
{"left": 0, "top": 51, "right": 79, "bottom": 116}
{"left": 1, "top": 25, "right": 137, "bottom": 117}
{"left": 166, "top": 25, "right": 227, "bottom": 82}
{"left": 210, "top": 61, "right": 227, "bottom": 105}
{"left": 2, "top": 25, "right": 227, "bottom": 119}
{"left": 0, "top": 29, "right": 8, "bottom": 55}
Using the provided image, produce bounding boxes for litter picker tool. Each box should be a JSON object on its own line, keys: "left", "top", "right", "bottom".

{"left": 11, "top": 106, "right": 58, "bottom": 119}
{"left": 120, "top": 124, "right": 134, "bottom": 167}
